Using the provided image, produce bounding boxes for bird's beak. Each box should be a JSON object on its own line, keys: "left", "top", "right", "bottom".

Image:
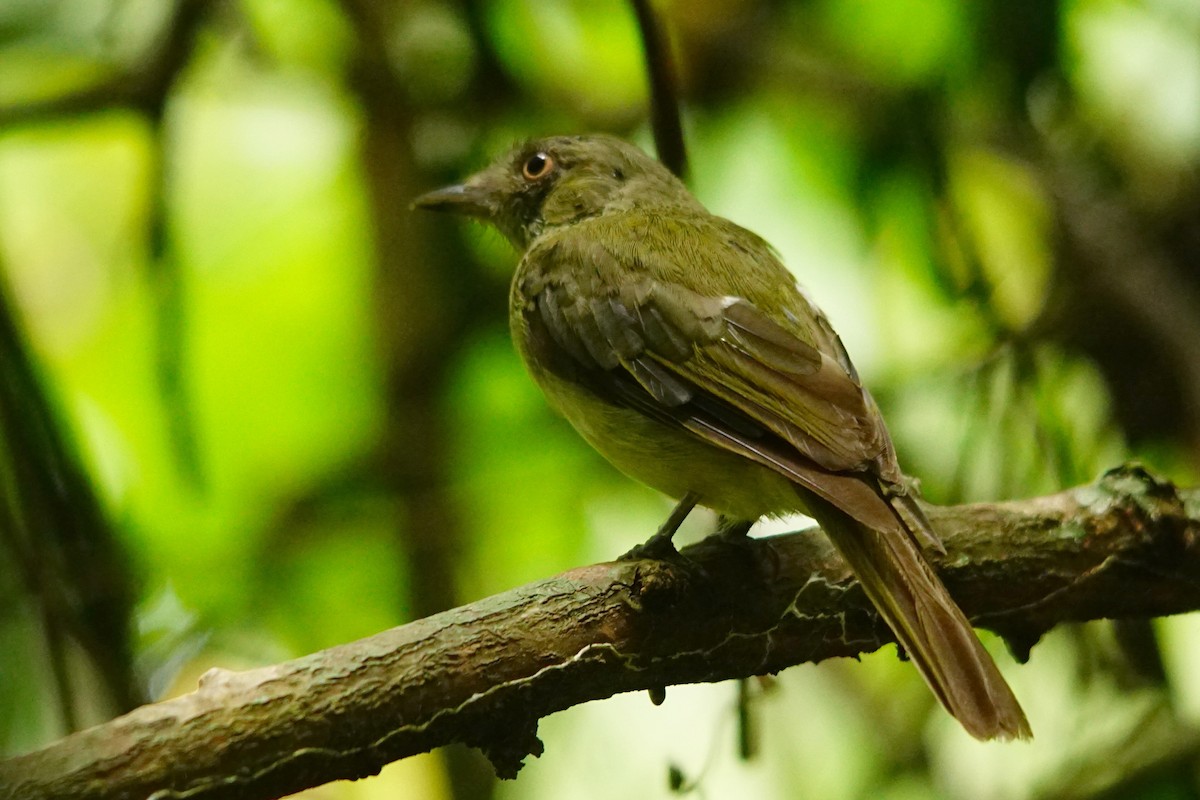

{"left": 411, "top": 180, "right": 496, "bottom": 218}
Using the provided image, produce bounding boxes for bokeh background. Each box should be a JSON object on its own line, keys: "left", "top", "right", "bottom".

{"left": 2, "top": 0, "right": 1199, "bottom": 798}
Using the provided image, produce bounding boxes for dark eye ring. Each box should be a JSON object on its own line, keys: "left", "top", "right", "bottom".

{"left": 522, "top": 152, "right": 554, "bottom": 180}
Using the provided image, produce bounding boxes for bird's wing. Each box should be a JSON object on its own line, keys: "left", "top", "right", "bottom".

{"left": 517, "top": 234, "right": 917, "bottom": 534}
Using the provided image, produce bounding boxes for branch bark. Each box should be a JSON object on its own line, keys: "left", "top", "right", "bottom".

{"left": 2, "top": 464, "right": 1198, "bottom": 800}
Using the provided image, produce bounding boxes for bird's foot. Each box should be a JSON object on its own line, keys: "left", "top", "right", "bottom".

{"left": 618, "top": 493, "right": 698, "bottom": 562}
{"left": 691, "top": 517, "right": 764, "bottom": 575}
{"left": 713, "top": 517, "right": 754, "bottom": 540}
{"left": 619, "top": 529, "right": 682, "bottom": 562}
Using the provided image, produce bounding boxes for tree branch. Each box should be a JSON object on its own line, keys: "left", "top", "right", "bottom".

{"left": 630, "top": 0, "right": 688, "bottom": 178}
{"left": 2, "top": 464, "right": 1197, "bottom": 800}
{"left": 0, "top": 0, "right": 210, "bottom": 127}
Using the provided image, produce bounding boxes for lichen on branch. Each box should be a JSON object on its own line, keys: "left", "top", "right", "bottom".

{"left": 1, "top": 465, "right": 1197, "bottom": 800}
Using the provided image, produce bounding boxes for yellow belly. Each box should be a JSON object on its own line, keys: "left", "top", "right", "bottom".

{"left": 533, "top": 368, "right": 803, "bottom": 521}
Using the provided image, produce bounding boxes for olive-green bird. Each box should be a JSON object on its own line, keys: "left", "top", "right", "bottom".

{"left": 415, "top": 134, "right": 1030, "bottom": 741}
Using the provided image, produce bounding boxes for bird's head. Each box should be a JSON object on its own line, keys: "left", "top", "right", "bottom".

{"left": 413, "top": 134, "right": 697, "bottom": 249}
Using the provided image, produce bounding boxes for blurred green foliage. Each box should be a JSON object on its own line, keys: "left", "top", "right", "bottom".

{"left": 1, "top": 0, "right": 1199, "bottom": 798}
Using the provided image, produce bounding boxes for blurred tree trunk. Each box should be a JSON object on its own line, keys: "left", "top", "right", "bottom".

{"left": 340, "top": 2, "right": 499, "bottom": 798}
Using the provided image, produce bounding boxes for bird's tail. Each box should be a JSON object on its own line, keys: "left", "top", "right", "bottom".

{"left": 799, "top": 489, "right": 1032, "bottom": 741}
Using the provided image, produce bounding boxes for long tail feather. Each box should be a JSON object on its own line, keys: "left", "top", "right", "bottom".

{"left": 799, "top": 489, "right": 1031, "bottom": 741}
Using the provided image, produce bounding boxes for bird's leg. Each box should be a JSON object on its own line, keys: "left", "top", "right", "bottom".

{"left": 706, "top": 517, "right": 758, "bottom": 566}
{"left": 714, "top": 516, "right": 754, "bottom": 539}
{"left": 619, "top": 492, "right": 698, "bottom": 561}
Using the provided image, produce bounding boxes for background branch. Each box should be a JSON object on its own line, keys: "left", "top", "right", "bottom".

{"left": 0, "top": 0, "right": 209, "bottom": 126}
{"left": 630, "top": 0, "right": 688, "bottom": 178}
{"left": 2, "top": 464, "right": 1197, "bottom": 800}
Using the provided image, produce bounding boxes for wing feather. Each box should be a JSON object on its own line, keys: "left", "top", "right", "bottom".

{"left": 519, "top": 221, "right": 905, "bottom": 496}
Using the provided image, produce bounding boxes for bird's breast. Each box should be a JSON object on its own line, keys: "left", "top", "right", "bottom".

{"left": 516, "top": 346, "right": 802, "bottom": 521}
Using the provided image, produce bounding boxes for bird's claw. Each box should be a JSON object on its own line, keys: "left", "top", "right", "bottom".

{"left": 618, "top": 531, "right": 681, "bottom": 562}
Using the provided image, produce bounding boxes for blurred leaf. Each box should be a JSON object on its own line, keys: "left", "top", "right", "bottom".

{"left": 815, "top": 0, "right": 971, "bottom": 86}
{"left": 242, "top": 0, "right": 354, "bottom": 75}
{"left": 872, "top": 168, "right": 993, "bottom": 371}
{"left": 447, "top": 330, "right": 599, "bottom": 597}
{"left": 948, "top": 147, "right": 1052, "bottom": 332}
{"left": 1066, "top": 0, "right": 1200, "bottom": 171}
{"left": 484, "top": 0, "right": 646, "bottom": 124}
{"left": 388, "top": 3, "right": 477, "bottom": 104}
{"left": 261, "top": 515, "right": 404, "bottom": 652}
{"left": 135, "top": 582, "right": 206, "bottom": 699}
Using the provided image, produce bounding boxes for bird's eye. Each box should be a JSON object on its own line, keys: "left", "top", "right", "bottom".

{"left": 522, "top": 152, "right": 554, "bottom": 180}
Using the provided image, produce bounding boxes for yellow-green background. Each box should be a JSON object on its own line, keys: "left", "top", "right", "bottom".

{"left": 2, "top": 1, "right": 1199, "bottom": 798}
